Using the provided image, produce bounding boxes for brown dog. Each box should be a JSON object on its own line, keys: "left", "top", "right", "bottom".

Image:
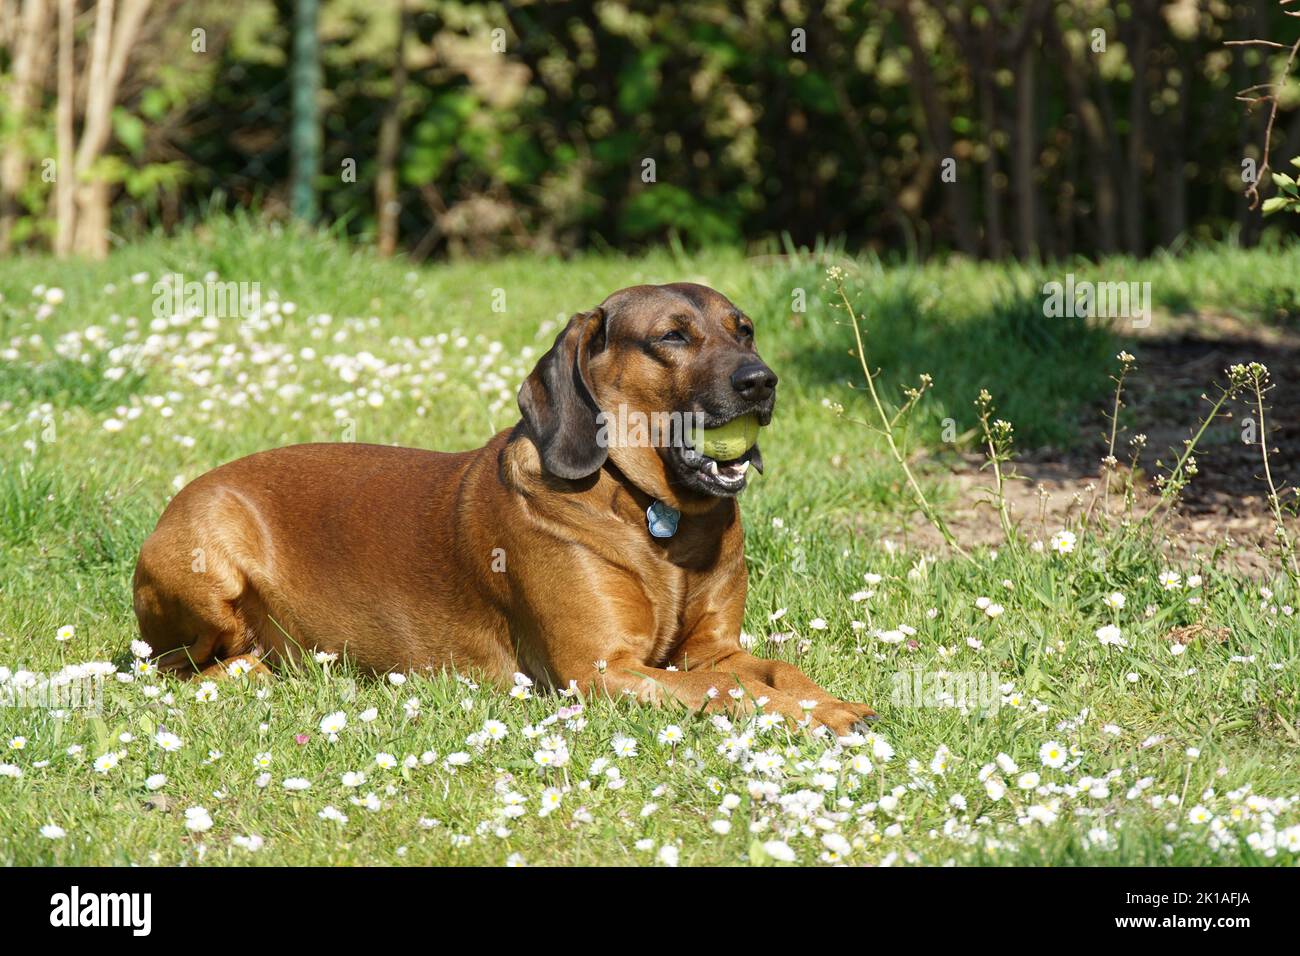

{"left": 132, "top": 283, "right": 876, "bottom": 734}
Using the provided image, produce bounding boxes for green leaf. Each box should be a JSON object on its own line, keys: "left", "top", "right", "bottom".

{"left": 89, "top": 716, "right": 112, "bottom": 754}
{"left": 617, "top": 47, "right": 665, "bottom": 114}
{"left": 1261, "top": 196, "right": 1289, "bottom": 216}
{"left": 112, "top": 108, "right": 146, "bottom": 157}
{"left": 139, "top": 87, "right": 171, "bottom": 121}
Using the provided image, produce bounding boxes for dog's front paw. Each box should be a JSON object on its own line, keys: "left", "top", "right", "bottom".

{"left": 810, "top": 701, "right": 877, "bottom": 737}
{"left": 842, "top": 700, "right": 878, "bottom": 728}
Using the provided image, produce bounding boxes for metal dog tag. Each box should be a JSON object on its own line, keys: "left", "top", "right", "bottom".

{"left": 646, "top": 500, "right": 680, "bottom": 538}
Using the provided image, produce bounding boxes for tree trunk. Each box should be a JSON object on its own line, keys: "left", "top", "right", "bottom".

{"left": 375, "top": 0, "right": 410, "bottom": 257}
{"left": 1122, "top": 0, "right": 1152, "bottom": 255}
{"left": 70, "top": 0, "right": 151, "bottom": 258}
{"left": 72, "top": 0, "right": 115, "bottom": 257}
{"left": 1013, "top": 37, "right": 1037, "bottom": 258}
{"left": 994, "top": 0, "right": 1046, "bottom": 259}
{"left": 1047, "top": 11, "right": 1120, "bottom": 255}
{"left": 950, "top": 4, "right": 1005, "bottom": 258}
{"left": 54, "top": 0, "right": 75, "bottom": 256}
{"left": 1156, "top": 46, "right": 1190, "bottom": 247}
{"left": 894, "top": 0, "right": 979, "bottom": 256}
{"left": 977, "top": 24, "right": 1005, "bottom": 258}
{"left": 0, "top": 0, "right": 52, "bottom": 253}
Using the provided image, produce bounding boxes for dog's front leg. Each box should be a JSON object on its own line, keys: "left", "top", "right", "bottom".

{"left": 572, "top": 658, "right": 815, "bottom": 729}
{"left": 671, "top": 635, "right": 877, "bottom": 736}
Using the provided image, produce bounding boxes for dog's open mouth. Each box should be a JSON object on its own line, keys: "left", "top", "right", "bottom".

{"left": 679, "top": 442, "right": 755, "bottom": 492}
{"left": 667, "top": 420, "right": 764, "bottom": 497}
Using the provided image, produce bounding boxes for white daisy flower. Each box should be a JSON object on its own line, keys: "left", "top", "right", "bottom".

{"left": 184, "top": 806, "right": 213, "bottom": 832}
{"left": 1049, "top": 530, "right": 1076, "bottom": 555}
{"left": 93, "top": 752, "right": 120, "bottom": 774}
{"left": 319, "top": 712, "right": 347, "bottom": 735}
{"left": 657, "top": 725, "right": 684, "bottom": 745}
{"left": 1039, "top": 741, "right": 1066, "bottom": 768}
{"left": 763, "top": 840, "right": 796, "bottom": 863}
{"left": 1096, "top": 624, "right": 1126, "bottom": 648}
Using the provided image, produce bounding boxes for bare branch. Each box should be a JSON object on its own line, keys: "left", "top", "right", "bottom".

{"left": 1232, "top": 9, "right": 1300, "bottom": 211}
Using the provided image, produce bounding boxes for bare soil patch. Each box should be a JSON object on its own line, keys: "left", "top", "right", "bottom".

{"left": 891, "top": 311, "right": 1300, "bottom": 576}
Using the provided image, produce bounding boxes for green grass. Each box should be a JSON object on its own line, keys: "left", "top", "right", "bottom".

{"left": 1, "top": 217, "right": 1298, "bottom": 866}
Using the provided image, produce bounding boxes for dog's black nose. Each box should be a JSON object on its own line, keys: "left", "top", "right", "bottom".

{"left": 731, "top": 363, "right": 777, "bottom": 402}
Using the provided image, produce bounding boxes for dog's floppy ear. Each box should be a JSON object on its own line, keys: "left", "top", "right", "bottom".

{"left": 518, "top": 308, "right": 608, "bottom": 480}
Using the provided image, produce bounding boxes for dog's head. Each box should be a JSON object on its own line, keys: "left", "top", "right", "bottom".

{"left": 518, "top": 283, "right": 775, "bottom": 504}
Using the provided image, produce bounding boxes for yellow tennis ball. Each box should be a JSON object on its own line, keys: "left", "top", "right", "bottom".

{"left": 698, "top": 414, "right": 760, "bottom": 461}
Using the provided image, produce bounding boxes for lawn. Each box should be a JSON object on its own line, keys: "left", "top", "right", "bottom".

{"left": 1, "top": 217, "right": 1298, "bottom": 865}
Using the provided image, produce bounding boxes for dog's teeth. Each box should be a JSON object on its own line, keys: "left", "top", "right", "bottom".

{"left": 736, "top": 460, "right": 750, "bottom": 474}
{"left": 704, "top": 460, "right": 719, "bottom": 476}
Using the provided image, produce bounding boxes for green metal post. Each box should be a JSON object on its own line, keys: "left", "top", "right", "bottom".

{"left": 290, "top": 0, "right": 321, "bottom": 222}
